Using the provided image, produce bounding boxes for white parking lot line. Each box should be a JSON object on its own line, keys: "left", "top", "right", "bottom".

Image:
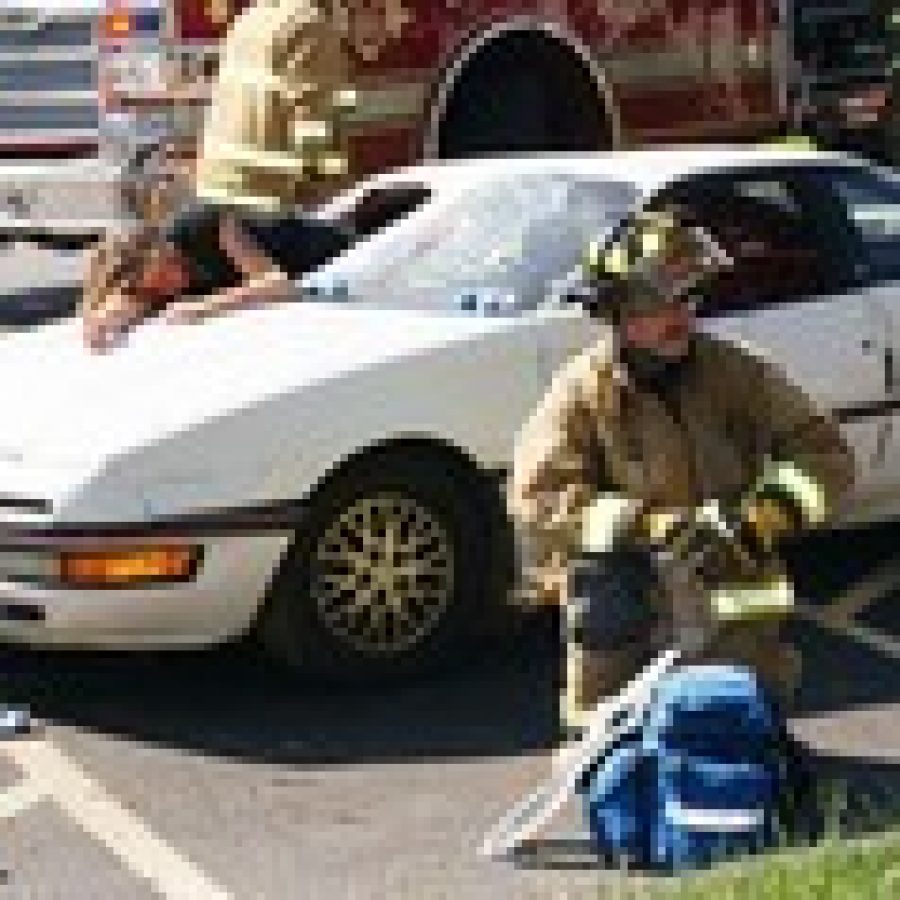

{"left": 820, "top": 558, "right": 900, "bottom": 625}
{"left": 795, "top": 555, "right": 900, "bottom": 662}
{"left": 1, "top": 736, "right": 233, "bottom": 899}
{"left": 798, "top": 605, "right": 900, "bottom": 661}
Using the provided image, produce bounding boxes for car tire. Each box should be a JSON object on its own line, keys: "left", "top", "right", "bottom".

{"left": 256, "top": 450, "right": 514, "bottom": 681}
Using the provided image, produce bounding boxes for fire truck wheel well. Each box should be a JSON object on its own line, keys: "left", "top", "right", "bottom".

{"left": 431, "top": 23, "right": 616, "bottom": 159}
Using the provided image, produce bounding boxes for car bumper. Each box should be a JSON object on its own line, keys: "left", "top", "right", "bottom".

{"left": 0, "top": 528, "right": 292, "bottom": 650}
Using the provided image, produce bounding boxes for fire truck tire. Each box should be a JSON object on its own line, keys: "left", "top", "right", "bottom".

{"left": 437, "top": 29, "right": 612, "bottom": 158}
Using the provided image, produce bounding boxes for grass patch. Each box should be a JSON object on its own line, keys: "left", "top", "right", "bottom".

{"left": 663, "top": 830, "right": 900, "bottom": 900}
{"left": 605, "top": 785, "right": 900, "bottom": 899}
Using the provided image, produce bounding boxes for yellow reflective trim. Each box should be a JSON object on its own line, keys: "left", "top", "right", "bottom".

{"left": 762, "top": 134, "right": 820, "bottom": 150}
{"left": 333, "top": 88, "right": 358, "bottom": 109}
{"left": 581, "top": 496, "right": 639, "bottom": 552}
{"left": 640, "top": 226, "right": 664, "bottom": 258}
{"left": 759, "top": 462, "right": 828, "bottom": 525}
{"left": 193, "top": 183, "right": 284, "bottom": 211}
{"left": 603, "top": 244, "right": 631, "bottom": 275}
{"left": 291, "top": 120, "right": 333, "bottom": 145}
{"left": 314, "top": 154, "right": 348, "bottom": 176}
{"left": 645, "top": 511, "right": 680, "bottom": 543}
{"left": 711, "top": 577, "right": 795, "bottom": 621}
{"left": 583, "top": 239, "right": 603, "bottom": 273}
{"left": 208, "top": 145, "right": 309, "bottom": 169}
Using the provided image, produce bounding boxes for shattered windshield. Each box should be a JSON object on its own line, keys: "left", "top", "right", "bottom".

{"left": 305, "top": 174, "right": 637, "bottom": 312}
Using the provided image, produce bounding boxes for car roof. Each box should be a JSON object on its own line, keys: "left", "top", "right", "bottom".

{"left": 373, "top": 145, "right": 869, "bottom": 197}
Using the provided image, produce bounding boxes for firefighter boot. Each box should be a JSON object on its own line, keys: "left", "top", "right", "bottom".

{"left": 560, "top": 593, "right": 651, "bottom": 741}
{"left": 709, "top": 619, "right": 803, "bottom": 714}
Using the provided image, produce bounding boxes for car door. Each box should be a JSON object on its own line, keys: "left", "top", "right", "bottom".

{"left": 667, "top": 168, "right": 892, "bottom": 523}
{"left": 804, "top": 163, "right": 900, "bottom": 519}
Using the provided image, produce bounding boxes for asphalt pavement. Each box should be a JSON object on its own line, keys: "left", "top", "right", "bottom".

{"left": 0, "top": 245, "right": 895, "bottom": 896}
{"left": 0, "top": 526, "right": 895, "bottom": 898}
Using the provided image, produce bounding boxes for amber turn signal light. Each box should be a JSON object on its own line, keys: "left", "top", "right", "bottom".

{"left": 57, "top": 545, "right": 201, "bottom": 587}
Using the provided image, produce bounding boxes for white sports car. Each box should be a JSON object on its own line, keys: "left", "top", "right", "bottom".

{"left": 0, "top": 147, "right": 896, "bottom": 678}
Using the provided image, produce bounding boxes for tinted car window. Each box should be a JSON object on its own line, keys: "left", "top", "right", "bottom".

{"left": 370, "top": 175, "right": 634, "bottom": 310}
{"left": 821, "top": 168, "right": 900, "bottom": 281}
{"left": 331, "top": 184, "right": 432, "bottom": 239}
{"left": 660, "top": 174, "right": 833, "bottom": 315}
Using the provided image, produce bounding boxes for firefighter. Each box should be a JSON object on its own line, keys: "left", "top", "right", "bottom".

{"left": 508, "top": 205, "right": 856, "bottom": 736}
{"left": 193, "top": 0, "right": 358, "bottom": 211}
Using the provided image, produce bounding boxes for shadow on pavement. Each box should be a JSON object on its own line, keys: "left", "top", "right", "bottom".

{"left": 0, "top": 617, "right": 561, "bottom": 766}
{"left": 813, "top": 755, "right": 900, "bottom": 840}
{"left": 0, "top": 525, "right": 895, "bottom": 779}
{"left": 793, "top": 612, "right": 899, "bottom": 713}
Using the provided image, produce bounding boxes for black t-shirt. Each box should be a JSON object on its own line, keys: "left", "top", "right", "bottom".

{"left": 163, "top": 203, "right": 240, "bottom": 296}
{"left": 163, "top": 202, "right": 353, "bottom": 296}
{"left": 240, "top": 209, "right": 353, "bottom": 278}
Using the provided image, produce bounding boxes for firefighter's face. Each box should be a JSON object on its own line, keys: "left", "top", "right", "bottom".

{"left": 620, "top": 299, "right": 695, "bottom": 359}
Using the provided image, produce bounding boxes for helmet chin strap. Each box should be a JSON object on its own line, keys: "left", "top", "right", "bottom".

{"left": 618, "top": 337, "right": 694, "bottom": 396}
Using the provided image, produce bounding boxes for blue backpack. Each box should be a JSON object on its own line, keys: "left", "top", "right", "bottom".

{"left": 580, "top": 664, "right": 815, "bottom": 872}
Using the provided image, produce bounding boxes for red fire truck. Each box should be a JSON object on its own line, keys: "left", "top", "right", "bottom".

{"left": 0, "top": 0, "right": 891, "bottom": 246}
{"left": 102, "top": 0, "right": 793, "bottom": 182}
{"left": 100, "top": 0, "right": 894, "bottom": 174}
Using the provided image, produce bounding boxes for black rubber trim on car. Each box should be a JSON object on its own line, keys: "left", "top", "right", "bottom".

{"left": 0, "top": 602, "right": 45, "bottom": 622}
{"left": 0, "top": 467, "right": 509, "bottom": 548}
{"left": 835, "top": 398, "right": 900, "bottom": 424}
{"left": 0, "top": 495, "right": 53, "bottom": 514}
{"left": 0, "top": 285, "right": 81, "bottom": 329}
{"left": 0, "top": 498, "right": 311, "bottom": 548}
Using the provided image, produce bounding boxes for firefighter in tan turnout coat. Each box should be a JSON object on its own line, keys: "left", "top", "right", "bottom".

{"left": 194, "top": 0, "right": 358, "bottom": 211}
{"left": 508, "top": 205, "right": 855, "bottom": 734}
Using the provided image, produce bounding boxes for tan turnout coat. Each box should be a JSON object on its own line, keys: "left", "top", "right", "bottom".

{"left": 509, "top": 331, "right": 856, "bottom": 610}
{"left": 193, "top": 0, "right": 357, "bottom": 211}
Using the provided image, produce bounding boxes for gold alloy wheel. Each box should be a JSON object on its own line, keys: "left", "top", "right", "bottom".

{"left": 310, "top": 492, "right": 455, "bottom": 655}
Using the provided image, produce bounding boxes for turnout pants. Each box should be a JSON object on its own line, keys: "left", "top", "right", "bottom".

{"left": 561, "top": 548, "right": 800, "bottom": 734}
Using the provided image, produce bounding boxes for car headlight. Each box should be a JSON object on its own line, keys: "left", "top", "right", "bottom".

{"left": 0, "top": 543, "right": 203, "bottom": 588}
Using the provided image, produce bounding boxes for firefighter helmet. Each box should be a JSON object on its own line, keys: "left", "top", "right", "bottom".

{"left": 583, "top": 205, "right": 732, "bottom": 320}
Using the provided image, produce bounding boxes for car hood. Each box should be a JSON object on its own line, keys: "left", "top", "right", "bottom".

{"left": 0, "top": 301, "right": 515, "bottom": 472}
